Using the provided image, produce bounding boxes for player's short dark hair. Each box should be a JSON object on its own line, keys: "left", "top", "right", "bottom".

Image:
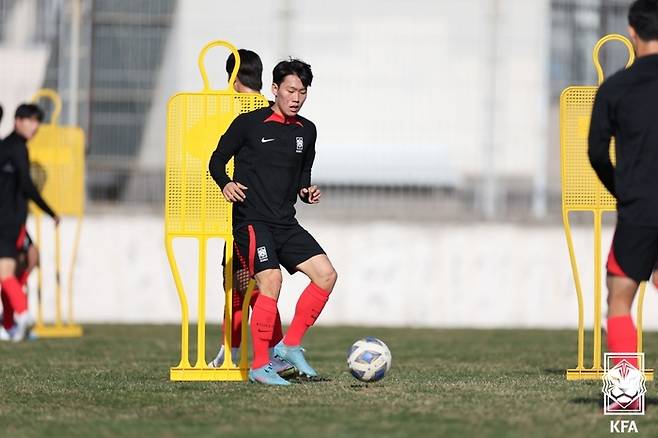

{"left": 226, "top": 49, "right": 263, "bottom": 92}
{"left": 15, "top": 103, "right": 44, "bottom": 122}
{"left": 629, "top": 0, "right": 658, "bottom": 41}
{"left": 272, "top": 59, "right": 313, "bottom": 88}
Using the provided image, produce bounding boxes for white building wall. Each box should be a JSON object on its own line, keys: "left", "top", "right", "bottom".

{"left": 26, "top": 214, "right": 658, "bottom": 330}
{"left": 139, "top": 0, "right": 551, "bottom": 186}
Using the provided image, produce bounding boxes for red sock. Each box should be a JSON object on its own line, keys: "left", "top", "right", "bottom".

{"left": 18, "top": 270, "right": 29, "bottom": 288}
{"left": 271, "top": 311, "right": 283, "bottom": 347}
{"left": 607, "top": 315, "right": 638, "bottom": 367}
{"left": 250, "top": 294, "right": 278, "bottom": 369}
{"left": 226, "top": 289, "right": 243, "bottom": 349}
{"left": 248, "top": 289, "right": 282, "bottom": 347}
{"left": 1, "top": 288, "right": 15, "bottom": 329}
{"left": 0, "top": 277, "right": 27, "bottom": 315}
{"left": 252, "top": 289, "right": 283, "bottom": 347}
{"left": 227, "top": 288, "right": 263, "bottom": 348}
{"left": 283, "top": 282, "right": 330, "bottom": 347}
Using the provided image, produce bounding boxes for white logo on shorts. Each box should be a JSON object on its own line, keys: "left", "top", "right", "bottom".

{"left": 257, "top": 246, "right": 268, "bottom": 262}
{"left": 296, "top": 137, "right": 304, "bottom": 153}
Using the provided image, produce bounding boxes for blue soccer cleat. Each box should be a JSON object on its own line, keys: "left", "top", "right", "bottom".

{"left": 274, "top": 341, "right": 318, "bottom": 377}
{"left": 248, "top": 363, "right": 291, "bottom": 386}
{"left": 270, "top": 355, "right": 297, "bottom": 378}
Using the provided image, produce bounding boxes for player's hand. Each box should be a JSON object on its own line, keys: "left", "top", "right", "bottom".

{"left": 223, "top": 182, "right": 248, "bottom": 202}
{"left": 300, "top": 185, "right": 321, "bottom": 204}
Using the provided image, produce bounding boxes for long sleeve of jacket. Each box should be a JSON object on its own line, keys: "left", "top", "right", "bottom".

{"left": 298, "top": 126, "right": 317, "bottom": 203}
{"left": 12, "top": 146, "right": 56, "bottom": 218}
{"left": 588, "top": 86, "right": 616, "bottom": 197}
{"left": 209, "top": 115, "right": 246, "bottom": 190}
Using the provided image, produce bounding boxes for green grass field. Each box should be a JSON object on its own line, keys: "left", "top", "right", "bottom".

{"left": 1, "top": 325, "right": 657, "bottom": 437}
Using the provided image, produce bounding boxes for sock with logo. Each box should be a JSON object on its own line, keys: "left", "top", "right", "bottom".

{"left": 250, "top": 294, "right": 278, "bottom": 369}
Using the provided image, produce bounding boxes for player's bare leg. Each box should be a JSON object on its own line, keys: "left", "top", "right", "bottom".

{"left": 25, "top": 244, "right": 39, "bottom": 280}
{"left": 16, "top": 244, "right": 38, "bottom": 287}
{"left": 296, "top": 254, "right": 338, "bottom": 293}
{"left": 607, "top": 275, "right": 638, "bottom": 317}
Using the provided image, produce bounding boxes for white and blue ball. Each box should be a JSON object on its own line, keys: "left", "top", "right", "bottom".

{"left": 346, "top": 337, "right": 392, "bottom": 382}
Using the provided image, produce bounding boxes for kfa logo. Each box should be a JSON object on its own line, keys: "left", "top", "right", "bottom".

{"left": 257, "top": 246, "right": 268, "bottom": 263}
{"left": 296, "top": 137, "right": 304, "bottom": 154}
{"left": 610, "top": 420, "right": 638, "bottom": 433}
{"left": 602, "top": 353, "right": 647, "bottom": 416}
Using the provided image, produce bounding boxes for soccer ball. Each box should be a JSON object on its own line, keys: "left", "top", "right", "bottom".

{"left": 346, "top": 337, "right": 392, "bottom": 382}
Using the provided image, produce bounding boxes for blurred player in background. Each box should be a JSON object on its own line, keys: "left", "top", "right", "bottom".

{"left": 210, "top": 59, "right": 337, "bottom": 385}
{"left": 588, "top": 0, "right": 658, "bottom": 366}
{"left": 0, "top": 104, "right": 59, "bottom": 341}
{"left": 208, "top": 49, "right": 292, "bottom": 376}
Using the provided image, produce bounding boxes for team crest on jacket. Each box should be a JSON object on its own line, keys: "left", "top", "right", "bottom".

{"left": 296, "top": 137, "right": 304, "bottom": 153}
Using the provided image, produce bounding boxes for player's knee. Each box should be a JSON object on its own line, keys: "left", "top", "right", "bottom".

{"left": 257, "top": 270, "right": 282, "bottom": 295}
{"left": 327, "top": 267, "right": 338, "bottom": 288}
{"left": 0, "top": 261, "right": 14, "bottom": 280}
{"left": 316, "top": 265, "right": 337, "bottom": 291}
{"left": 607, "top": 279, "right": 636, "bottom": 314}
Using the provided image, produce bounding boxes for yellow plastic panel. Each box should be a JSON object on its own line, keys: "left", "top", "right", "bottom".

{"left": 560, "top": 35, "right": 652, "bottom": 381}
{"left": 29, "top": 89, "right": 84, "bottom": 338}
{"left": 165, "top": 40, "right": 268, "bottom": 381}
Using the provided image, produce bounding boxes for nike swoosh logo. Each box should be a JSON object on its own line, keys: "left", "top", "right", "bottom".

{"left": 261, "top": 137, "right": 276, "bottom": 143}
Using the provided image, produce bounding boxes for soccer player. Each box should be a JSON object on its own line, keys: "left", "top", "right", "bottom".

{"left": 0, "top": 104, "right": 59, "bottom": 341}
{"left": 209, "top": 59, "right": 337, "bottom": 385}
{"left": 208, "top": 49, "right": 288, "bottom": 374}
{"left": 588, "top": 0, "right": 658, "bottom": 367}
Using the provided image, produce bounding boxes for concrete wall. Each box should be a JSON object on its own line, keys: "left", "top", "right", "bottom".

{"left": 24, "top": 213, "right": 658, "bottom": 330}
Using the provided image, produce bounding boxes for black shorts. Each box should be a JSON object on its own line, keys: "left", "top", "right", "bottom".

{"left": 233, "top": 222, "right": 325, "bottom": 275}
{"left": 607, "top": 222, "right": 658, "bottom": 283}
{"left": 0, "top": 225, "right": 23, "bottom": 259}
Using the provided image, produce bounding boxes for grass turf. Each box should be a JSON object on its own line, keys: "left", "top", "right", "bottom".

{"left": 1, "top": 325, "right": 657, "bottom": 437}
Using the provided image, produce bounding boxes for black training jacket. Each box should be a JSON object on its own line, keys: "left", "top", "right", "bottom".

{"left": 589, "top": 54, "right": 658, "bottom": 225}
{"left": 0, "top": 131, "right": 56, "bottom": 229}
{"left": 209, "top": 107, "right": 317, "bottom": 228}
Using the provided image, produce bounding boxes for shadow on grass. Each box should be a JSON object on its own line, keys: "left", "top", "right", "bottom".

{"left": 288, "top": 376, "right": 333, "bottom": 384}
{"left": 543, "top": 368, "right": 566, "bottom": 376}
